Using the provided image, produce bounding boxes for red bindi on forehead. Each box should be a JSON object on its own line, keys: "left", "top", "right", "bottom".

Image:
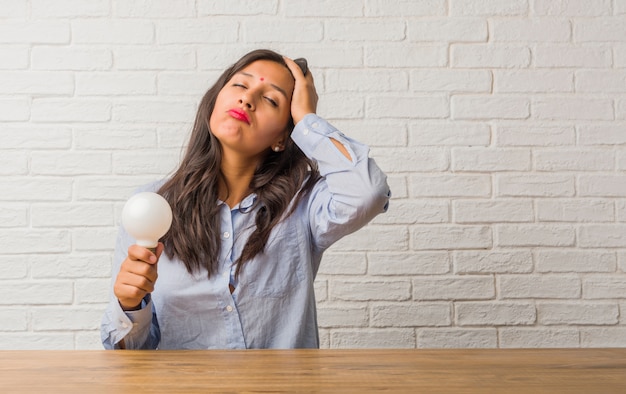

{"left": 259, "top": 77, "right": 264, "bottom": 81}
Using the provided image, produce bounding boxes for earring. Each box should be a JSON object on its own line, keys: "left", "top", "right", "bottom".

{"left": 273, "top": 146, "right": 281, "bottom": 152}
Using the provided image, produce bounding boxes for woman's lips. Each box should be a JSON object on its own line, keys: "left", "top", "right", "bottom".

{"left": 227, "top": 109, "right": 250, "bottom": 124}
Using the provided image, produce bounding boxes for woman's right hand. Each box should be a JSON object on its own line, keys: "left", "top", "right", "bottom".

{"left": 113, "top": 243, "right": 163, "bottom": 311}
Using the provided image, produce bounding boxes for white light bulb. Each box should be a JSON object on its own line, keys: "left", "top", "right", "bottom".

{"left": 121, "top": 192, "right": 173, "bottom": 252}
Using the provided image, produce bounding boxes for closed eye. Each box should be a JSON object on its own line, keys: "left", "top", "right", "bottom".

{"left": 265, "top": 97, "right": 278, "bottom": 107}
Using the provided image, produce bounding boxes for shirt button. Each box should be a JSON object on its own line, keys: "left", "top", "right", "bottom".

{"left": 302, "top": 128, "right": 309, "bottom": 136}
{"left": 226, "top": 305, "right": 233, "bottom": 312}
{"left": 121, "top": 322, "right": 129, "bottom": 329}
{"left": 223, "top": 231, "right": 230, "bottom": 239}
{"left": 312, "top": 122, "right": 319, "bottom": 128}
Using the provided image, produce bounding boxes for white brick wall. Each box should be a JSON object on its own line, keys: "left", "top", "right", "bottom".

{"left": 1, "top": 0, "right": 625, "bottom": 350}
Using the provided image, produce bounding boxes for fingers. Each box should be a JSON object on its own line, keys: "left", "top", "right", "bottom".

{"left": 283, "top": 56, "right": 318, "bottom": 124}
{"left": 114, "top": 244, "right": 162, "bottom": 310}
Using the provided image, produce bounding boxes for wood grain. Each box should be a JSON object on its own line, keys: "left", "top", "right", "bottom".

{"left": 1, "top": 349, "right": 625, "bottom": 393}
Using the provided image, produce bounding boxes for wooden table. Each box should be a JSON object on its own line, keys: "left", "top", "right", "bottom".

{"left": 1, "top": 349, "right": 625, "bottom": 393}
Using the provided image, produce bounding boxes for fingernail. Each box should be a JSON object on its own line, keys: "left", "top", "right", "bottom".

{"left": 150, "top": 255, "right": 157, "bottom": 263}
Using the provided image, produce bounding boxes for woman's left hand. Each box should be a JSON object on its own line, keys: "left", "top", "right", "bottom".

{"left": 283, "top": 56, "right": 318, "bottom": 124}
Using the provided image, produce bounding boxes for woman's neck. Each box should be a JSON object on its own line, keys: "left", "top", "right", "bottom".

{"left": 219, "top": 152, "right": 260, "bottom": 208}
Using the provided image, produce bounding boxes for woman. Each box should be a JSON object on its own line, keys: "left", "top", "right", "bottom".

{"left": 101, "top": 49, "right": 390, "bottom": 349}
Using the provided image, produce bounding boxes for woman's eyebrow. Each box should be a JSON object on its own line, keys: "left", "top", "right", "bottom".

{"left": 238, "top": 72, "right": 288, "bottom": 99}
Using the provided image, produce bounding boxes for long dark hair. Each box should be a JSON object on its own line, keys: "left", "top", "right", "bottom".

{"left": 158, "top": 49, "right": 320, "bottom": 278}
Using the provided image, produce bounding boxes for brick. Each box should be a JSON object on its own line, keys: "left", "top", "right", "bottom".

{"left": 0, "top": 153, "right": 28, "bottom": 176}
{"left": 317, "top": 306, "right": 368, "bottom": 328}
{"left": 537, "top": 200, "right": 614, "bottom": 222}
{"left": 30, "top": 254, "right": 111, "bottom": 279}
{"left": 618, "top": 0, "right": 626, "bottom": 14}
{"left": 0, "top": 205, "right": 27, "bottom": 227}
{"left": 279, "top": 45, "right": 364, "bottom": 69}
{"left": 0, "top": 72, "right": 74, "bottom": 95}
{"left": 367, "top": 96, "right": 449, "bottom": 119}
{"left": 619, "top": 201, "right": 626, "bottom": 222}
{"left": 331, "top": 226, "right": 409, "bottom": 252}
{"left": 454, "top": 250, "right": 533, "bottom": 274}
{"left": 73, "top": 227, "right": 118, "bottom": 251}
{"left": 115, "top": 47, "right": 195, "bottom": 70}
{"left": 332, "top": 329, "right": 416, "bottom": 348}
{"left": 31, "top": 152, "right": 111, "bottom": 175}
{"left": 495, "top": 125, "right": 575, "bottom": 146}
{"left": 533, "top": 97, "right": 613, "bottom": 120}
{"left": 408, "top": 18, "right": 487, "bottom": 42}
{"left": 418, "top": 328, "right": 497, "bottom": 348}
{"left": 579, "top": 175, "right": 626, "bottom": 197}
{"left": 452, "top": 96, "right": 530, "bottom": 120}
{"left": 327, "top": 69, "right": 408, "bottom": 93}
{"left": 500, "top": 328, "right": 580, "bottom": 348}
{"left": 0, "top": 98, "right": 29, "bottom": 121}
{"left": 366, "top": 44, "right": 447, "bottom": 67}
{"left": 574, "top": 18, "right": 626, "bottom": 42}
{"left": 620, "top": 252, "right": 626, "bottom": 272}
{"left": 579, "top": 225, "right": 626, "bottom": 248}
{"left": 410, "top": 174, "right": 491, "bottom": 197}
{"left": 31, "top": 203, "right": 114, "bottom": 227}
{"left": 113, "top": 151, "right": 180, "bottom": 175}
{"left": 0, "top": 309, "right": 27, "bottom": 331}
{"left": 372, "top": 303, "right": 451, "bottom": 327}
{"left": 619, "top": 152, "right": 626, "bottom": 171}
{"left": 411, "top": 225, "right": 492, "bottom": 250}
{"left": 0, "top": 256, "right": 29, "bottom": 279}
{"left": 533, "top": 0, "right": 611, "bottom": 16}
{"left": 0, "top": 125, "right": 72, "bottom": 150}
{"left": 534, "top": 46, "right": 611, "bottom": 67}
{"left": 32, "top": 0, "right": 109, "bottom": 17}
{"left": 370, "top": 147, "right": 447, "bottom": 172}
{"left": 318, "top": 93, "right": 364, "bottom": 119}
{"left": 327, "top": 20, "right": 404, "bottom": 41}
{"left": 0, "top": 46, "right": 29, "bottom": 69}
{"left": 366, "top": 0, "right": 446, "bottom": 16}
{"left": 412, "top": 276, "right": 494, "bottom": 300}
{"left": 581, "top": 328, "right": 626, "bottom": 347}
{"left": 158, "top": 126, "right": 193, "bottom": 149}
{"left": 409, "top": 123, "right": 491, "bottom": 146}
{"left": 0, "top": 334, "right": 74, "bottom": 350}
{"left": 243, "top": 19, "right": 322, "bottom": 43}
{"left": 456, "top": 302, "right": 536, "bottom": 325}
{"left": 0, "top": 22, "right": 69, "bottom": 44}
{"left": 387, "top": 176, "right": 407, "bottom": 199}
{"left": 368, "top": 252, "right": 451, "bottom": 275}
{"left": 331, "top": 280, "right": 411, "bottom": 301}
{"left": 451, "top": 44, "right": 530, "bottom": 68}
{"left": 535, "top": 149, "right": 614, "bottom": 171}
{"left": 331, "top": 120, "right": 407, "bottom": 147}
{"left": 496, "top": 225, "right": 575, "bottom": 247}
{"left": 76, "top": 177, "right": 156, "bottom": 201}
{"left": 491, "top": 18, "right": 570, "bottom": 42}
{"left": 619, "top": 99, "right": 626, "bottom": 120}
{"left": 575, "top": 70, "right": 626, "bottom": 93}
{"left": 0, "top": 281, "right": 73, "bottom": 305}
{"left": 285, "top": 0, "right": 361, "bottom": 16}
{"left": 158, "top": 19, "right": 238, "bottom": 44}
{"left": 75, "top": 279, "right": 109, "bottom": 303}
{"left": 534, "top": 249, "right": 617, "bottom": 273}
{"left": 197, "top": 45, "right": 278, "bottom": 71}
{"left": 450, "top": 0, "right": 528, "bottom": 16}
{"left": 113, "top": 99, "right": 196, "bottom": 123}
{"left": 76, "top": 72, "right": 156, "bottom": 96}
{"left": 372, "top": 200, "right": 448, "bottom": 225}
{"left": 497, "top": 174, "right": 575, "bottom": 197}
{"left": 31, "top": 99, "right": 111, "bottom": 122}
{"left": 314, "top": 280, "right": 327, "bottom": 302}
{"left": 584, "top": 277, "right": 626, "bottom": 299}
{"left": 500, "top": 275, "right": 581, "bottom": 298}
{"left": 32, "top": 47, "right": 112, "bottom": 70}
{"left": 411, "top": 69, "right": 491, "bottom": 93}
{"left": 537, "top": 302, "right": 618, "bottom": 325}
{"left": 0, "top": 0, "right": 27, "bottom": 17}
{"left": 454, "top": 200, "right": 533, "bottom": 223}
{"left": 75, "top": 127, "right": 157, "bottom": 150}
{"left": 118, "top": 0, "right": 196, "bottom": 17}
{"left": 158, "top": 72, "right": 219, "bottom": 96}
{"left": 75, "top": 331, "right": 104, "bottom": 350}
{"left": 452, "top": 148, "right": 531, "bottom": 171}
{"left": 33, "top": 308, "right": 103, "bottom": 331}
{"left": 494, "top": 70, "right": 573, "bottom": 93}
{"left": 318, "top": 253, "right": 367, "bottom": 275}
{"left": 0, "top": 178, "right": 72, "bottom": 202}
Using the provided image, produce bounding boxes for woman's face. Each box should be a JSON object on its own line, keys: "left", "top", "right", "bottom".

{"left": 209, "top": 59, "right": 295, "bottom": 160}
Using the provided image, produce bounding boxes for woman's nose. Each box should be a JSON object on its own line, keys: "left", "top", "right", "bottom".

{"left": 239, "top": 94, "right": 255, "bottom": 110}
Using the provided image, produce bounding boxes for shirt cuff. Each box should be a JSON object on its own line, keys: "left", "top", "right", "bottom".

{"left": 291, "top": 114, "right": 358, "bottom": 166}
{"left": 109, "top": 294, "right": 153, "bottom": 349}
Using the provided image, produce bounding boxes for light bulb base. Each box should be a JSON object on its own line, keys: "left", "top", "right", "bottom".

{"left": 147, "top": 246, "right": 157, "bottom": 254}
